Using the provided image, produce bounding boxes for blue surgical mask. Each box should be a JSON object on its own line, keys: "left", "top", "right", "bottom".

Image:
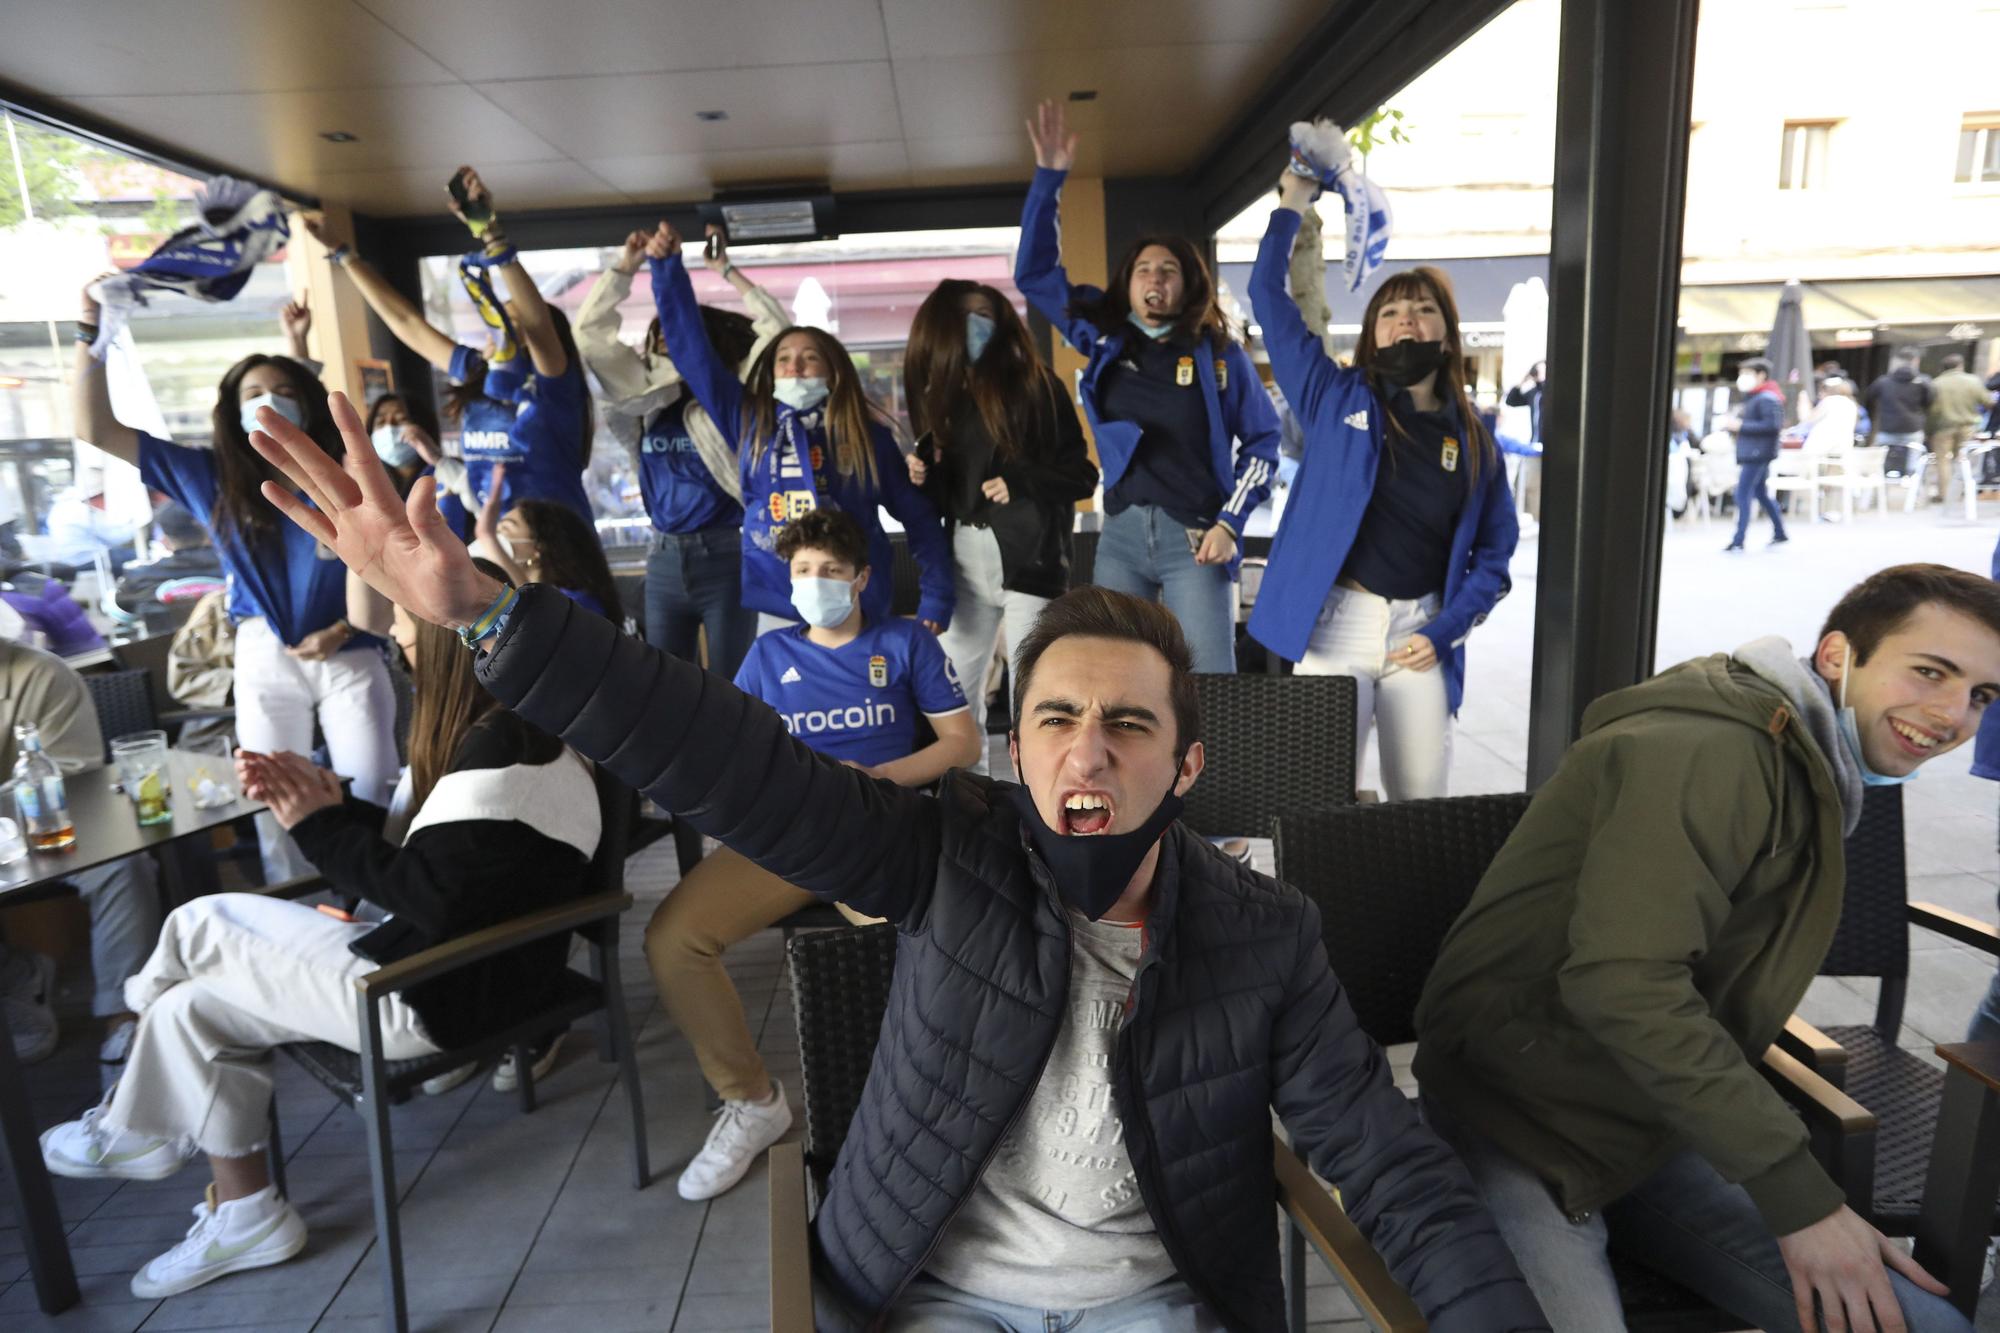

{"left": 239, "top": 392, "right": 304, "bottom": 434}
{"left": 1126, "top": 312, "right": 1174, "bottom": 340}
{"left": 790, "top": 575, "right": 856, "bottom": 629}
{"left": 773, "top": 376, "right": 830, "bottom": 412}
{"left": 1836, "top": 667, "right": 1919, "bottom": 787}
{"left": 965, "top": 312, "right": 996, "bottom": 363}
{"left": 372, "top": 424, "right": 417, "bottom": 467}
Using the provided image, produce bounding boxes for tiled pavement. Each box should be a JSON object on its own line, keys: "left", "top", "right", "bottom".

{"left": 6, "top": 504, "right": 2000, "bottom": 1330}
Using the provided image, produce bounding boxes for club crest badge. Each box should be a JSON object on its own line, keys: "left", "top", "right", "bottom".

{"left": 869, "top": 656, "right": 889, "bottom": 688}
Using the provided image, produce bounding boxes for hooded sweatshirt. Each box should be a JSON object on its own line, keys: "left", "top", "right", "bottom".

{"left": 1416, "top": 645, "right": 1853, "bottom": 1236}
{"left": 1864, "top": 366, "right": 1934, "bottom": 436}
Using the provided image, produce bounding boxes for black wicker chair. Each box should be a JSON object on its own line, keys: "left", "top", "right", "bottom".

{"left": 1179, "top": 673, "right": 1359, "bottom": 843}
{"left": 1776, "top": 784, "right": 2000, "bottom": 1255}
{"left": 768, "top": 923, "right": 1426, "bottom": 1332}
{"left": 81, "top": 668, "right": 157, "bottom": 758}
{"left": 259, "top": 763, "right": 650, "bottom": 1333}
{"left": 1270, "top": 793, "right": 1876, "bottom": 1333}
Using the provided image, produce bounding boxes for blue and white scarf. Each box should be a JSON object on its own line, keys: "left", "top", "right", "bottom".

{"left": 87, "top": 176, "right": 288, "bottom": 358}
{"left": 1287, "top": 119, "right": 1393, "bottom": 293}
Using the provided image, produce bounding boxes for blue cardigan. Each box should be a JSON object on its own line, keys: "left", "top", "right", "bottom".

{"left": 650, "top": 254, "right": 955, "bottom": 627}
{"left": 1246, "top": 208, "right": 1518, "bottom": 714}
{"left": 1014, "top": 168, "right": 1280, "bottom": 562}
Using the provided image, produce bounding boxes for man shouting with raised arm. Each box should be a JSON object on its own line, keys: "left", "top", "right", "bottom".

{"left": 246, "top": 393, "right": 1546, "bottom": 1332}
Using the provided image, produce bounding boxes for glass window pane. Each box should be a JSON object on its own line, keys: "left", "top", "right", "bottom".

{"left": 1803, "top": 125, "right": 1829, "bottom": 188}
{"left": 1984, "top": 127, "right": 2000, "bottom": 180}
{"left": 1958, "top": 128, "right": 1978, "bottom": 182}
{"left": 1780, "top": 125, "right": 1799, "bottom": 188}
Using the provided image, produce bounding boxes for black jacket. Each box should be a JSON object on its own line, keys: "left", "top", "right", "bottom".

{"left": 1503, "top": 379, "right": 1544, "bottom": 444}
{"left": 289, "top": 712, "right": 596, "bottom": 1049}
{"left": 1863, "top": 367, "right": 1934, "bottom": 436}
{"left": 920, "top": 370, "right": 1098, "bottom": 600}
{"left": 1733, "top": 386, "right": 1786, "bottom": 465}
{"left": 476, "top": 587, "right": 1546, "bottom": 1332}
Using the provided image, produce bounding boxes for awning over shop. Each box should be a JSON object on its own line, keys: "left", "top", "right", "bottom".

{"left": 1218, "top": 253, "right": 1550, "bottom": 328}
{"left": 1677, "top": 275, "right": 2000, "bottom": 338}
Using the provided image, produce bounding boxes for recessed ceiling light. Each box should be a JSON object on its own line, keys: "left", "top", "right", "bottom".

{"left": 1067, "top": 90, "right": 1097, "bottom": 102}
{"left": 695, "top": 110, "right": 729, "bottom": 122}
{"left": 319, "top": 131, "right": 359, "bottom": 143}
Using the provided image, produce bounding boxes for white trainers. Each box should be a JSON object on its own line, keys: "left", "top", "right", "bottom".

{"left": 41, "top": 1103, "right": 188, "bottom": 1181}
{"left": 676, "top": 1085, "right": 793, "bottom": 1201}
{"left": 492, "top": 1032, "right": 565, "bottom": 1093}
{"left": 420, "top": 1062, "right": 478, "bottom": 1096}
{"left": 130, "top": 1183, "right": 307, "bottom": 1298}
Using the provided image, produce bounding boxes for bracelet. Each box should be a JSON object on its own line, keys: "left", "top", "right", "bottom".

{"left": 456, "top": 584, "right": 519, "bottom": 649}
{"left": 74, "top": 322, "right": 99, "bottom": 345}
{"left": 327, "top": 244, "right": 352, "bottom": 268}
{"left": 719, "top": 262, "right": 738, "bottom": 281}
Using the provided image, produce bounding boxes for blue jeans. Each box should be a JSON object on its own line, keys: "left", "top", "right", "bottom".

{"left": 1732, "top": 460, "right": 1788, "bottom": 546}
{"left": 821, "top": 1273, "right": 1223, "bottom": 1332}
{"left": 1425, "top": 1098, "right": 1971, "bottom": 1332}
{"left": 643, "top": 527, "right": 755, "bottom": 679}
{"left": 1093, "top": 505, "right": 1237, "bottom": 674}
{"left": 1971, "top": 889, "right": 2000, "bottom": 1042}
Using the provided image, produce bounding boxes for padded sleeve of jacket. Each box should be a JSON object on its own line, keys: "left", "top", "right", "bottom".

{"left": 475, "top": 586, "right": 942, "bottom": 924}
{"left": 1014, "top": 167, "right": 1106, "bottom": 357}
{"left": 650, "top": 253, "right": 745, "bottom": 451}
{"left": 996, "top": 372, "right": 1099, "bottom": 507}
{"left": 1555, "top": 722, "right": 1845, "bottom": 1235}
{"left": 1216, "top": 340, "right": 1281, "bottom": 535}
{"left": 1422, "top": 462, "right": 1519, "bottom": 652}
{"left": 1248, "top": 209, "right": 1363, "bottom": 446}
{"left": 1741, "top": 393, "right": 1783, "bottom": 439}
{"left": 873, "top": 427, "right": 957, "bottom": 628}
{"left": 1272, "top": 899, "right": 1550, "bottom": 1331}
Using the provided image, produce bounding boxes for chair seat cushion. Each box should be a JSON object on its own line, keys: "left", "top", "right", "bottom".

{"left": 282, "top": 969, "right": 604, "bottom": 1106}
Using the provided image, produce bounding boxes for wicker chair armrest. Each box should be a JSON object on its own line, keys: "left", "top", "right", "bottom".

{"left": 1762, "top": 1047, "right": 1877, "bottom": 1135}
{"left": 354, "top": 892, "right": 630, "bottom": 1001}
{"left": 159, "top": 706, "right": 236, "bottom": 727}
{"left": 1356, "top": 789, "right": 1382, "bottom": 804}
{"left": 1273, "top": 1141, "right": 1424, "bottom": 1332}
{"left": 1776, "top": 1014, "right": 1850, "bottom": 1086}
{"left": 770, "top": 1141, "right": 814, "bottom": 1333}
{"left": 1909, "top": 902, "right": 2000, "bottom": 955}
{"left": 247, "top": 873, "right": 333, "bottom": 901}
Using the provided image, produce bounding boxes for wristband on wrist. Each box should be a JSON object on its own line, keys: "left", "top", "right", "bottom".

{"left": 327, "top": 244, "right": 352, "bottom": 268}
{"left": 456, "top": 584, "right": 519, "bottom": 649}
{"left": 74, "top": 322, "right": 100, "bottom": 346}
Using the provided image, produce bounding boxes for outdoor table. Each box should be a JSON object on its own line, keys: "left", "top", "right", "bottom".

{"left": 1914, "top": 1041, "right": 2000, "bottom": 1316}
{"left": 0, "top": 751, "right": 265, "bottom": 1314}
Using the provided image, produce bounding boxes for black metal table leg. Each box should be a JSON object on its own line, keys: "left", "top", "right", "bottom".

{"left": 0, "top": 997, "right": 78, "bottom": 1312}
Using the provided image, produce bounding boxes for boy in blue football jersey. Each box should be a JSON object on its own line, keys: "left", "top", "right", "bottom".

{"left": 646, "top": 508, "right": 982, "bottom": 1201}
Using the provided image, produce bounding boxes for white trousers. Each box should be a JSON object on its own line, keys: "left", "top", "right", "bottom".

{"left": 1294, "top": 586, "right": 1452, "bottom": 801}
{"left": 104, "top": 893, "right": 437, "bottom": 1157}
{"left": 233, "top": 618, "right": 398, "bottom": 883}
{"left": 935, "top": 525, "right": 1049, "bottom": 776}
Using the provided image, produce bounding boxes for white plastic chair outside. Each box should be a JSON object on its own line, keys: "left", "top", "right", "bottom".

{"left": 1816, "top": 446, "right": 1889, "bottom": 523}
{"left": 1766, "top": 446, "right": 1822, "bottom": 524}
{"left": 1958, "top": 439, "right": 2000, "bottom": 521}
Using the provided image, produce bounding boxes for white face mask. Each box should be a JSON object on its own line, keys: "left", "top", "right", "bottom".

{"left": 239, "top": 392, "right": 303, "bottom": 434}
{"left": 790, "top": 575, "right": 857, "bottom": 629}
{"left": 1737, "top": 374, "right": 1760, "bottom": 394}
{"left": 773, "top": 376, "right": 830, "bottom": 412}
{"left": 371, "top": 424, "right": 417, "bottom": 467}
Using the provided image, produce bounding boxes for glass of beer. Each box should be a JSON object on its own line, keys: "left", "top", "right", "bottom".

{"left": 111, "top": 730, "right": 172, "bottom": 826}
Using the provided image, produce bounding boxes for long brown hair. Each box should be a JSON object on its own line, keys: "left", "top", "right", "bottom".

{"left": 1353, "top": 267, "right": 1496, "bottom": 484}
{"left": 1072, "top": 234, "right": 1231, "bottom": 350}
{"left": 740, "top": 326, "right": 884, "bottom": 491}
{"left": 511, "top": 498, "right": 623, "bottom": 621}
{"left": 904, "top": 280, "right": 1046, "bottom": 461}
{"left": 442, "top": 307, "right": 596, "bottom": 450}
{"left": 209, "top": 355, "right": 342, "bottom": 542}
{"left": 406, "top": 557, "right": 507, "bottom": 810}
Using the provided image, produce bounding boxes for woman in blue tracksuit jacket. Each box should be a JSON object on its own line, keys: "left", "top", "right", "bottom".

{"left": 1247, "top": 167, "right": 1518, "bottom": 800}
{"left": 1017, "top": 101, "right": 1280, "bottom": 674}
{"left": 644, "top": 224, "right": 954, "bottom": 631}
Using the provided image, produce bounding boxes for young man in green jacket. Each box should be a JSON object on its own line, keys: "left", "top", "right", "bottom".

{"left": 1417, "top": 563, "right": 2000, "bottom": 1333}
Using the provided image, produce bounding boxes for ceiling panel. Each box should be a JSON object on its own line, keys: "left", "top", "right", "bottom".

{"left": 66, "top": 85, "right": 568, "bottom": 180}
{"left": 1, "top": 0, "right": 1336, "bottom": 217}
{"left": 0, "top": 0, "right": 456, "bottom": 96}
{"left": 480, "top": 63, "right": 903, "bottom": 160}
{"left": 878, "top": 0, "right": 1328, "bottom": 58}
{"left": 361, "top": 0, "right": 891, "bottom": 80}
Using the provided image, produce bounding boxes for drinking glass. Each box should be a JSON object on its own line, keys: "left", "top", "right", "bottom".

{"left": 110, "top": 730, "right": 172, "bottom": 826}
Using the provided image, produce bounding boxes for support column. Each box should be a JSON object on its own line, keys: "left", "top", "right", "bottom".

{"left": 1049, "top": 175, "right": 1106, "bottom": 475}
{"left": 284, "top": 202, "right": 378, "bottom": 406}
{"left": 1526, "top": 0, "right": 1701, "bottom": 785}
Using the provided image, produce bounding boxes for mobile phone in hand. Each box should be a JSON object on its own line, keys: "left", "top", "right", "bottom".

{"left": 447, "top": 170, "right": 491, "bottom": 224}
{"left": 704, "top": 231, "right": 724, "bottom": 261}
{"left": 1184, "top": 527, "right": 1207, "bottom": 557}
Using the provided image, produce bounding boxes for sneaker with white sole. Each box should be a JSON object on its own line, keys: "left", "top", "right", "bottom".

{"left": 41, "top": 1103, "right": 189, "bottom": 1181}
{"left": 677, "top": 1085, "right": 793, "bottom": 1201}
{"left": 130, "top": 1183, "right": 307, "bottom": 1299}
{"left": 492, "top": 1032, "right": 565, "bottom": 1093}
{"left": 420, "top": 1062, "right": 478, "bottom": 1096}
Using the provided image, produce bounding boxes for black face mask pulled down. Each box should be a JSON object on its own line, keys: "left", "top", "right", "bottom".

{"left": 1370, "top": 338, "right": 1447, "bottom": 389}
{"left": 1006, "top": 785, "right": 1185, "bottom": 922}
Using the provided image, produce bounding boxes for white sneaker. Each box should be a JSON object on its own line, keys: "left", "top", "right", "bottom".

{"left": 420, "top": 1062, "right": 478, "bottom": 1096}
{"left": 676, "top": 1085, "right": 793, "bottom": 1201}
{"left": 41, "top": 1103, "right": 188, "bottom": 1181}
{"left": 492, "top": 1032, "right": 565, "bottom": 1093}
{"left": 130, "top": 1183, "right": 307, "bottom": 1298}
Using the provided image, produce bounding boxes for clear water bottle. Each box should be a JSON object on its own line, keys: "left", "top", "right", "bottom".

{"left": 12, "top": 723, "right": 75, "bottom": 852}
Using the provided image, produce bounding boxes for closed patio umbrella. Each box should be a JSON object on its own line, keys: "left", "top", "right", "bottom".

{"left": 1766, "top": 279, "right": 1814, "bottom": 427}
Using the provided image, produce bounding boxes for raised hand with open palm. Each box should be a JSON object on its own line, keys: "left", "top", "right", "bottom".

{"left": 247, "top": 391, "right": 501, "bottom": 630}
